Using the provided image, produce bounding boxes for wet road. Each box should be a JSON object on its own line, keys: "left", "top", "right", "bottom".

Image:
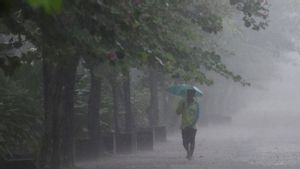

{"left": 78, "top": 126, "right": 300, "bottom": 169}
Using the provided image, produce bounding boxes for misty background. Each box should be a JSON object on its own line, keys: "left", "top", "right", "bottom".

{"left": 202, "top": 0, "right": 300, "bottom": 130}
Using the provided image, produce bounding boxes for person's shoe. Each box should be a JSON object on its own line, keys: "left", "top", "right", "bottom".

{"left": 186, "top": 150, "right": 194, "bottom": 160}
{"left": 187, "top": 155, "right": 193, "bottom": 160}
{"left": 186, "top": 152, "right": 192, "bottom": 160}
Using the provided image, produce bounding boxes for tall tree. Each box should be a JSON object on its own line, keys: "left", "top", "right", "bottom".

{"left": 87, "top": 68, "right": 102, "bottom": 155}
{"left": 148, "top": 61, "right": 159, "bottom": 126}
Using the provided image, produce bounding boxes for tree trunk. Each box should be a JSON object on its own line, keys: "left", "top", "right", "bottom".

{"left": 50, "top": 75, "right": 62, "bottom": 169}
{"left": 87, "top": 69, "right": 101, "bottom": 140}
{"left": 37, "top": 58, "right": 51, "bottom": 169}
{"left": 87, "top": 68, "right": 102, "bottom": 156}
{"left": 38, "top": 55, "right": 65, "bottom": 169}
{"left": 123, "top": 69, "right": 134, "bottom": 132}
{"left": 61, "top": 55, "right": 79, "bottom": 167}
{"left": 110, "top": 78, "right": 120, "bottom": 134}
{"left": 122, "top": 69, "right": 137, "bottom": 152}
{"left": 160, "top": 75, "right": 168, "bottom": 125}
{"left": 149, "top": 65, "right": 159, "bottom": 126}
{"left": 38, "top": 47, "right": 79, "bottom": 169}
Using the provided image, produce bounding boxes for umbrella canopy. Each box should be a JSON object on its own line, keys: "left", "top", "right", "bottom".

{"left": 167, "top": 84, "right": 203, "bottom": 97}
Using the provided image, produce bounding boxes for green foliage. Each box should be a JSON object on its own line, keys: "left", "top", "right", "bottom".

{"left": 111, "top": 0, "right": 250, "bottom": 85}
{"left": 0, "top": 65, "right": 42, "bottom": 157}
{"left": 1, "top": 0, "right": 269, "bottom": 85}
{"left": 27, "top": 0, "right": 62, "bottom": 14}
{"left": 230, "top": 0, "right": 269, "bottom": 30}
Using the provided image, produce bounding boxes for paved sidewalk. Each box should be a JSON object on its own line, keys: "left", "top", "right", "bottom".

{"left": 78, "top": 126, "right": 300, "bottom": 169}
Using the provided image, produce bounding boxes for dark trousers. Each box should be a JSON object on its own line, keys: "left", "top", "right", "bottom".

{"left": 181, "top": 127, "right": 197, "bottom": 157}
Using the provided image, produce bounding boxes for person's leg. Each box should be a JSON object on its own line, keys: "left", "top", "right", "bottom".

{"left": 181, "top": 128, "right": 189, "bottom": 157}
{"left": 188, "top": 128, "right": 197, "bottom": 158}
{"left": 183, "top": 127, "right": 193, "bottom": 159}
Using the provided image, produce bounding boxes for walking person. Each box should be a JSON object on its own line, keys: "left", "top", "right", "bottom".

{"left": 176, "top": 89, "right": 200, "bottom": 160}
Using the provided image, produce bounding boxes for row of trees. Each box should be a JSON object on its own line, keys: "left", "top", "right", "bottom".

{"left": 0, "top": 0, "right": 269, "bottom": 169}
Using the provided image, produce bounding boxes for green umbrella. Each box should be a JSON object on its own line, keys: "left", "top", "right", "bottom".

{"left": 167, "top": 84, "right": 203, "bottom": 97}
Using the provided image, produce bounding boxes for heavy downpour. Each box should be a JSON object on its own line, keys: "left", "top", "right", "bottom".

{"left": 1, "top": 0, "right": 300, "bottom": 169}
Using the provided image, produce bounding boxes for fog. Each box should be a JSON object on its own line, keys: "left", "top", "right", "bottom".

{"left": 234, "top": 52, "right": 300, "bottom": 128}
{"left": 203, "top": 0, "right": 300, "bottom": 130}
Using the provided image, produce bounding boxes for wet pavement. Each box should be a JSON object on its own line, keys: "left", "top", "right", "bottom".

{"left": 78, "top": 126, "right": 300, "bottom": 169}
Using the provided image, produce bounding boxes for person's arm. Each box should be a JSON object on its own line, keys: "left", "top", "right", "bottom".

{"left": 191, "top": 102, "right": 200, "bottom": 126}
